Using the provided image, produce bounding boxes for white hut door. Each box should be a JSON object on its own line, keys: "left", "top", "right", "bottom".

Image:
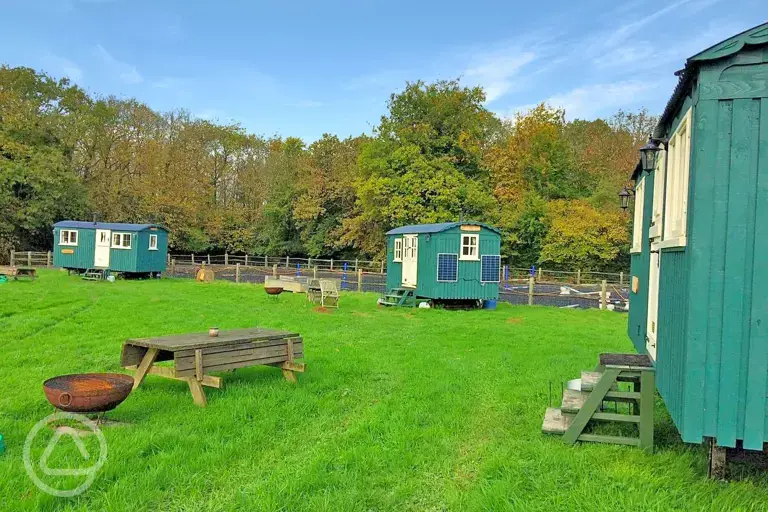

{"left": 646, "top": 250, "right": 660, "bottom": 360}
{"left": 401, "top": 235, "right": 418, "bottom": 288}
{"left": 94, "top": 229, "right": 111, "bottom": 268}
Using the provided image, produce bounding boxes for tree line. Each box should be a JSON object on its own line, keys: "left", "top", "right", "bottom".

{"left": 0, "top": 65, "right": 656, "bottom": 270}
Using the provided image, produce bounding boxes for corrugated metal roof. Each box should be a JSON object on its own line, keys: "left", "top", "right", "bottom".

{"left": 53, "top": 221, "right": 168, "bottom": 232}
{"left": 386, "top": 221, "right": 501, "bottom": 235}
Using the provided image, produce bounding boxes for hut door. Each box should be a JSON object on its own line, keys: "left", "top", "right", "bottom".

{"left": 646, "top": 250, "right": 660, "bottom": 360}
{"left": 94, "top": 229, "right": 111, "bottom": 268}
{"left": 401, "top": 234, "right": 418, "bottom": 288}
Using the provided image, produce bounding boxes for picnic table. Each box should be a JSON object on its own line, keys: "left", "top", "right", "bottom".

{"left": 0, "top": 266, "right": 37, "bottom": 280}
{"left": 120, "top": 327, "right": 305, "bottom": 407}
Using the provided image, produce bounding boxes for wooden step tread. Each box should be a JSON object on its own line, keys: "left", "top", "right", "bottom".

{"left": 561, "top": 389, "right": 589, "bottom": 414}
{"left": 578, "top": 433, "right": 641, "bottom": 446}
{"left": 542, "top": 407, "right": 572, "bottom": 435}
{"left": 580, "top": 371, "right": 621, "bottom": 391}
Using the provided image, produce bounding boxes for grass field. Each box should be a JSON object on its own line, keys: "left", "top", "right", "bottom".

{"left": 1, "top": 271, "right": 767, "bottom": 511}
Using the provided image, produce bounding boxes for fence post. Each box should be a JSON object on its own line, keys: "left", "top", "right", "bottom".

{"left": 358, "top": 269, "right": 363, "bottom": 292}
{"left": 225, "top": 252, "right": 229, "bottom": 265}
{"left": 272, "top": 264, "right": 277, "bottom": 278}
{"left": 245, "top": 254, "right": 248, "bottom": 266}
{"left": 536, "top": 267, "right": 542, "bottom": 282}
{"left": 528, "top": 276, "right": 535, "bottom": 306}
{"left": 308, "top": 257, "right": 312, "bottom": 269}
{"left": 577, "top": 269, "right": 581, "bottom": 285}
{"left": 171, "top": 259, "right": 176, "bottom": 275}
{"left": 264, "top": 255, "right": 268, "bottom": 268}
{"left": 47, "top": 251, "right": 52, "bottom": 267}
{"left": 355, "top": 259, "right": 359, "bottom": 272}
{"left": 313, "top": 266, "right": 317, "bottom": 279}
{"left": 27, "top": 251, "right": 32, "bottom": 266}
{"left": 192, "top": 253, "right": 195, "bottom": 264}
{"left": 235, "top": 263, "right": 240, "bottom": 283}
{"left": 620, "top": 272, "right": 624, "bottom": 286}
{"left": 330, "top": 259, "right": 334, "bottom": 271}
{"left": 601, "top": 280, "right": 608, "bottom": 310}
{"left": 207, "top": 254, "right": 211, "bottom": 265}
{"left": 9, "top": 250, "right": 14, "bottom": 267}
{"left": 167, "top": 253, "right": 170, "bottom": 265}
{"left": 285, "top": 255, "right": 289, "bottom": 268}
{"left": 380, "top": 261, "right": 384, "bottom": 273}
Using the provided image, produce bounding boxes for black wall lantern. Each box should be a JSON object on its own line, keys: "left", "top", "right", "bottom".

{"left": 618, "top": 186, "right": 632, "bottom": 211}
{"left": 639, "top": 137, "right": 662, "bottom": 172}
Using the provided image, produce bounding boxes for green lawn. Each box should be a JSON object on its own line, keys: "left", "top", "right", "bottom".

{"left": 1, "top": 271, "right": 767, "bottom": 511}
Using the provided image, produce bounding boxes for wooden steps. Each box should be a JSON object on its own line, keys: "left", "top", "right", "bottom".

{"left": 377, "top": 288, "right": 417, "bottom": 307}
{"left": 82, "top": 269, "right": 106, "bottom": 281}
{"left": 541, "top": 353, "right": 655, "bottom": 452}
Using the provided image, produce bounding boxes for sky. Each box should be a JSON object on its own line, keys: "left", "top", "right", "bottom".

{"left": 1, "top": 0, "right": 766, "bottom": 141}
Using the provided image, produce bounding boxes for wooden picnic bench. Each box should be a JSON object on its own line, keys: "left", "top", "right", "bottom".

{"left": 0, "top": 266, "right": 37, "bottom": 280}
{"left": 120, "top": 327, "right": 305, "bottom": 407}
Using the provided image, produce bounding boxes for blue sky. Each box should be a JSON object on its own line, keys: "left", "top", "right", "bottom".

{"left": 2, "top": 0, "right": 766, "bottom": 141}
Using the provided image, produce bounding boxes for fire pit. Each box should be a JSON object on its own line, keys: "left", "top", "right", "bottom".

{"left": 43, "top": 373, "right": 134, "bottom": 413}
{"left": 264, "top": 286, "right": 284, "bottom": 296}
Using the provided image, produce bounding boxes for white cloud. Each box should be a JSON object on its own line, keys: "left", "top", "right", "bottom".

{"left": 544, "top": 81, "right": 662, "bottom": 120}
{"left": 463, "top": 51, "right": 537, "bottom": 103}
{"left": 94, "top": 44, "right": 143, "bottom": 84}
{"left": 194, "top": 108, "right": 226, "bottom": 121}
{"left": 41, "top": 54, "right": 83, "bottom": 82}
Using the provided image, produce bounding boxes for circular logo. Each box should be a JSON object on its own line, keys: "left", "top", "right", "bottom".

{"left": 23, "top": 412, "right": 108, "bottom": 497}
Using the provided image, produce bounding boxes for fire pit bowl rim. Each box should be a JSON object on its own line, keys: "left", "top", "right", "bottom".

{"left": 43, "top": 373, "right": 134, "bottom": 413}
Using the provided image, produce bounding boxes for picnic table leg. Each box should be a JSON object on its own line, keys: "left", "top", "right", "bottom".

{"left": 187, "top": 378, "right": 208, "bottom": 407}
{"left": 282, "top": 338, "right": 299, "bottom": 383}
{"left": 132, "top": 348, "right": 159, "bottom": 390}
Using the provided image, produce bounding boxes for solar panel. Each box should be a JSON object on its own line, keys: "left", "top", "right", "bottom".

{"left": 481, "top": 255, "right": 501, "bottom": 283}
{"left": 437, "top": 253, "right": 458, "bottom": 282}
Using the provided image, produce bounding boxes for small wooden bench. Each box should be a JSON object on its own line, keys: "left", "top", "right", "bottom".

{"left": 121, "top": 327, "right": 305, "bottom": 407}
{"left": 0, "top": 266, "right": 37, "bottom": 280}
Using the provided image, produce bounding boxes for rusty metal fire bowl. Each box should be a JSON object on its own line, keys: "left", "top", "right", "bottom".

{"left": 43, "top": 373, "right": 134, "bottom": 413}
{"left": 264, "top": 286, "right": 284, "bottom": 296}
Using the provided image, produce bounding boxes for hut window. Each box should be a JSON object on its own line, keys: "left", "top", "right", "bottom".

{"left": 481, "top": 255, "right": 501, "bottom": 283}
{"left": 631, "top": 178, "right": 645, "bottom": 253}
{"left": 59, "top": 230, "right": 78, "bottom": 246}
{"left": 393, "top": 238, "right": 403, "bottom": 262}
{"left": 149, "top": 234, "right": 158, "bottom": 250}
{"left": 649, "top": 150, "right": 666, "bottom": 239}
{"left": 437, "top": 253, "right": 458, "bottom": 282}
{"left": 460, "top": 234, "right": 479, "bottom": 260}
{"left": 663, "top": 108, "right": 692, "bottom": 246}
{"left": 112, "top": 233, "right": 132, "bottom": 249}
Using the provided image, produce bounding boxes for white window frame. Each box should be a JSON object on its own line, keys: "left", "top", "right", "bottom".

{"left": 149, "top": 234, "right": 158, "bottom": 251}
{"left": 460, "top": 234, "right": 479, "bottom": 261}
{"left": 480, "top": 255, "right": 501, "bottom": 283}
{"left": 59, "top": 229, "right": 78, "bottom": 246}
{"left": 436, "top": 253, "right": 459, "bottom": 282}
{"left": 662, "top": 108, "right": 692, "bottom": 247}
{"left": 393, "top": 238, "right": 403, "bottom": 262}
{"left": 631, "top": 178, "right": 646, "bottom": 254}
{"left": 649, "top": 150, "right": 666, "bottom": 239}
{"left": 111, "top": 232, "right": 132, "bottom": 249}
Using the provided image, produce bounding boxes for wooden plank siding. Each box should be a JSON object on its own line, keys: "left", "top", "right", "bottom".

{"left": 630, "top": 39, "right": 768, "bottom": 449}
{"left": 656, "top": 250, "right": 689, "bottom": 435}
{"left": 681, "top": 51, "right": 768, "bottom": 449}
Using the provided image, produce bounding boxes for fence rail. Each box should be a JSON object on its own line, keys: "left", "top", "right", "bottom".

{"left": 9, "top": 249, "right": 629, "bottom": 310}
{"left": 8, "top": 251, "right": 52, "bottom": 267}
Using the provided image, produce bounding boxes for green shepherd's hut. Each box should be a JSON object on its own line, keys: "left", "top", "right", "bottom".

{"left": 53, "top": 221, "right": 169, "bottom": 276}
{"left": 627, "top": 22, "right": 768, "bottom": 452}
{"left": 380, "top": 221, "right": 502, "bottom": 307}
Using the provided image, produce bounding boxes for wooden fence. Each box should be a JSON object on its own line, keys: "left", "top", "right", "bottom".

{"left": 8, "top": 251, "right": 52, "bottom": 267}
